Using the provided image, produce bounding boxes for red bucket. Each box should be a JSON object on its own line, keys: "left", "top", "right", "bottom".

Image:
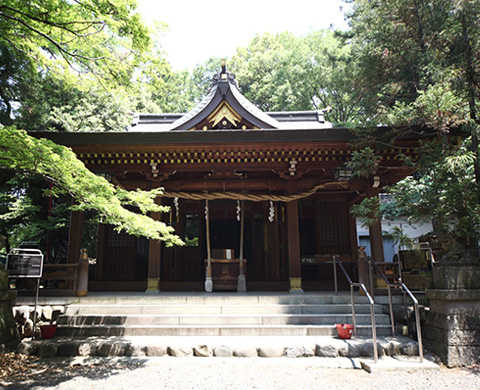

{"left": 335, "top": 323, "right": 354, "bottom": 339}
{"left": 40, "top": 324, "right": 57, "bottom": 339}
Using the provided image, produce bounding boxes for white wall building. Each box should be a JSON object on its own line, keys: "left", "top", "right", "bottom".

{"left": 356, "top": 218, "right": 434, "bottom": 263}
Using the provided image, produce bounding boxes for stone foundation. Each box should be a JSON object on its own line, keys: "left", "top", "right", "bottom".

{"left": 17, "top": 335, "right": 421, "bottom": 359}
{"left": 424, "top": 289, "right": 480, "bottom": 367}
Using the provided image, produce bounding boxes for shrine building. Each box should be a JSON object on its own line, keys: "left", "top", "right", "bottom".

{"left": 39, "top": 63, "right": 417, "bottom": 293}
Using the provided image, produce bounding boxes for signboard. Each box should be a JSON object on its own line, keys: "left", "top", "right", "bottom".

{"left": 6, "top": 248, "right": 44, "bottom": 278}
{"left": 399, "top": 249, "right": 433, "bottom": 271}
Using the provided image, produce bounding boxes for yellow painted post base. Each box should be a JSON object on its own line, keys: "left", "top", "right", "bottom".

{"left": 146, "top": 278, "right": 160, "bottom": 293}
{"left": 76, "top": 290, "right": 88, "bottom": 297}
{"left": 289, "top": 277, "right": 303, "bottom": 293}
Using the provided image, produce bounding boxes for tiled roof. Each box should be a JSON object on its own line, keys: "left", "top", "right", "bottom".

{"left": 129, "top": 69, "right": 332, "bottom": 132}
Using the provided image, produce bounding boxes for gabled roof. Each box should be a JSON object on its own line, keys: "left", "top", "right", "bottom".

{"left": 129, "top": 64, "right": 332, "bottom": 132}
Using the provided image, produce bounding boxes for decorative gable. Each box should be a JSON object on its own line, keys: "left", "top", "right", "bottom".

{"left": 168, "top": 61, "right": 280, "bottom": 131}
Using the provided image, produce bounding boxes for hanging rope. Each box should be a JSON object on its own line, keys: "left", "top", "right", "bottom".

{"left": 158, "top": 181, "right": 348, "bottom": 203}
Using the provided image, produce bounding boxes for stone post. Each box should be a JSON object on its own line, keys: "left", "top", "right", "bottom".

{"left": 237, "top": 259, "right": 247, "bottom": 293}
{"left": 424, "top": 289, "right": 480, "bottom": 367}
{"left": 76, "top": 249, "right": 89, "bottom": 297}
{"left": 0, "top": 269, "right": 18, "bottom": 350}
{"left": 357, "top": 246, "right": 369, "bottom": 291}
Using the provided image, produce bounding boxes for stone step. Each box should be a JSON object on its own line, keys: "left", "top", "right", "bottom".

{"left": 63, "top": 303, "right": 384, "bottom": 316}
{"left": 57, "top": 313, "right": 392, "bottom": 326}
{"left": 19, "top": 293, "right": 403, "bottom": 307}
{"left": 55, "top": 324, "right": 393, "bottom": 337}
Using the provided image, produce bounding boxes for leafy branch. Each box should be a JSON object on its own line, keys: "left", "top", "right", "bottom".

{"left": 0, "top": 127, "right": 183, "bottom": 246}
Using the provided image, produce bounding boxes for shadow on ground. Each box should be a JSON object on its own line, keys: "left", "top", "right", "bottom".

{"left": 0, "top": 353, "right": 146, "bottom": 390}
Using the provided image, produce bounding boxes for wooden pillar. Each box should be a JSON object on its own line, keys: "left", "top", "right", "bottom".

{"left": 348, "top": 197, "right": 360, "bottom": 281}
{"left": 366, "top": 187, "right": 385, "bottom": 264}
{"left": 95, "top": 224, "right": 106, "bottom": 281}
{"left": 286, "top": 182, "right": 303, "bottom": 293}
{"left": 66, "top": 209, "right": 84, "bottom": 265}
{"left": 146, "top": 197, "right": 162, "bottom": 293}
{"left": 66, "top": 208, "right": 83, "bottom": 291}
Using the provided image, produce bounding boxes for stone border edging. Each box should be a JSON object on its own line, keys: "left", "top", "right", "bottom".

{"left": 18, "top": 336, "right": 421, "bottom": 359}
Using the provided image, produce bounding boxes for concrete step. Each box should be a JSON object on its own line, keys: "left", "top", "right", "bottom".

{"left": 19, "top": 293, "right": 402, "bottom": 306}
{"left": 57, "top": 313, "right": 392, "bottom": 326}
{"left": 51, "top": 293, "right": 393, "bottom": 339}
{"left": 63, "top": 303, "right": 384, "bottom": 316}
{"left": 55, "top": 324, "right": 393, "bottom": 337}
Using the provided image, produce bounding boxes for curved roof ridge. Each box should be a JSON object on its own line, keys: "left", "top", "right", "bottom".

{"left": 166, "top": 86, "right": 218, "bottom": 131}
{"left": 229, "top": 85, "right": 280, "bottom": 129}
{"left": 167, "top": 67, "right": 280, "bottom": 131}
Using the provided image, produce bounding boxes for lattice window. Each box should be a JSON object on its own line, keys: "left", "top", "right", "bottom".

{"left": 106, "top": 229, "right": 135, "bottom": 247}
{"left": 316, "top": 200, "right": 350, "bottom": 255}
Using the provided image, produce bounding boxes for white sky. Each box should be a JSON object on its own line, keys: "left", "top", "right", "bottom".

{"left": 137, "top": 0, "right": 350, "bottom": 71}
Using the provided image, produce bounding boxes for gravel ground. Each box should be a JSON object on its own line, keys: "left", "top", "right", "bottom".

{"left": 1, "top": 356, "right": 479, "bottom": 390}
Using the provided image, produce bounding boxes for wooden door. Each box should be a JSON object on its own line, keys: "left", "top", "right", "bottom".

{"left": 102, "top": 227, "right": 137, "bottom": 281}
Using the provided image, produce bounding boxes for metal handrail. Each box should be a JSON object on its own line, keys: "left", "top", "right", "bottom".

{"left": 399, "top": 282, "right": 424, "bottom": 362}
{"left": 366, "top": 256, "right": 424, "bottom": 363}
{"left": 367, "top": 258, "right": 396, "bottom": 335}
{"left": 335, "top": 256, "right": 378, "bottom": 363}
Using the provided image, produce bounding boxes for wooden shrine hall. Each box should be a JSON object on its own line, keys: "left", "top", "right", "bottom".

{"left": 38, "top": 63, "right": 417, "bottom": 293}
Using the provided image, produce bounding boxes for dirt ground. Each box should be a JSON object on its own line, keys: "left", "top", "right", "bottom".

{"left": 1, "top": 353, "right": 479, "bottom": 390}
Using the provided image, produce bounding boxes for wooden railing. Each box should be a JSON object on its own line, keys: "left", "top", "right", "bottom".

{"left": 41, "top": 263, "right": 79, "bottom": 294}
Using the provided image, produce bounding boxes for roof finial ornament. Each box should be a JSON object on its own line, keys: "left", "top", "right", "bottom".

{"left": 209, "top": 58, "right": 240, "bottom": 91}
{"left": 221, "top": 58, "right": 227, "bottom": 78}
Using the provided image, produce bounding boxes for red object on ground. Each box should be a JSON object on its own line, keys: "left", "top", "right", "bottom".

{"left": 335, "top": 323, "right": 354, "bottom": 339}
{"left": 40, "top": 324, "right": 57, "bottom": 339}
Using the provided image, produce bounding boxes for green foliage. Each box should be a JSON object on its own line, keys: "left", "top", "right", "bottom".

{"left": 382, "top": 82, "right": 469, "bottom": 131}
{"left": 383, "top": 226, "right": 418, "bottom": 250}
{"left": 0, "top": 127, "right": 183, "bottom": 246}
{"left": 346, "top": 147, "right": 378, "bottom": 178}
{"left": 130, "top": 25, "right": 198, "bottom": 114}
{"left": 348, "top": 0, "right": 480, "bottom": 127}
{"left": 0, "top": 170, "right": 71, "bottom": 256}
{"left": 0, "top": 0, "right": 150, "bottom": 83}
{"left": 350, "top": 196, "right": 381, "bottom": 228}
{"left": 230, "top": 32, "right": 308, "bottom": 112}
{"left": 185, "top": 237, "right": 199, "bottom": 247}
{"left": 347, "top": 0, "right": 480, "bottom": 260}
{"left": 0, "top": 1, "right": 189, "bottom": 249}
{"left": 384, "top": 138, "right": 480, "bottom": 260}
{"left": 228, "top": 31, "right": 363, "bottom": 123}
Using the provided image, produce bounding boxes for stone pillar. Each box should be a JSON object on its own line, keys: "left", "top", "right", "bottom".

{"left": 0, "top": 269, "right": 17, "bottom": 349}
{"left": 146, "top": 197, "right": 162, "bottom": 293}
{"left": 76, "top": 248, "right": 89, "bottom": 297}
{"left": 286, "top": 199, "right": 303, "bottom": 293}
{"left": 424, "top": 289, "right": 480, "bottom": 367}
